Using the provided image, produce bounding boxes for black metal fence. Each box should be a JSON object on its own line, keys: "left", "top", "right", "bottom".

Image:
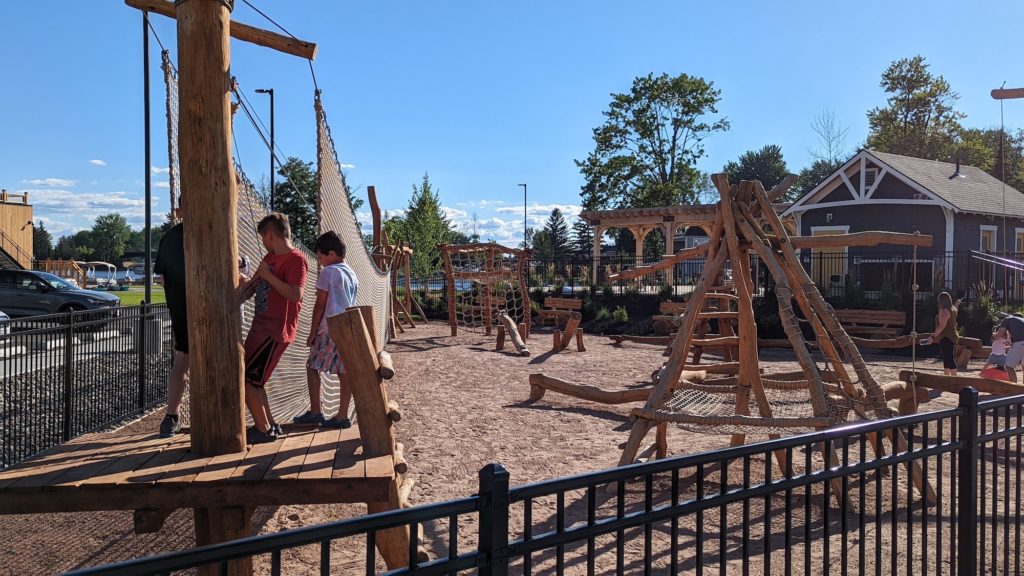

{"left": 69, "top": 388, "right": 1021, "bottom": 575}
{"left": 0, "top": 303, "right": 173, "bottom": 469}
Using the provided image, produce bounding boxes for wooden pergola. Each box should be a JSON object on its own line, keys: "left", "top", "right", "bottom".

{"left": 578, "top": 203, "right": 794, "bottom": 286}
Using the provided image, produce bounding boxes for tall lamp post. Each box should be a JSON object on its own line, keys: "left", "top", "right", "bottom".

{"left": 518, "top": 183, "right": 527, "bottom": 248}
{"left": 255, "top": 88, "right": 275, "bottom": 210}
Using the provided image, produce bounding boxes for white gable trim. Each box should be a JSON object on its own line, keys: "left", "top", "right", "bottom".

{"left": 784, "top": 150, "right": 958, "bottom": 216}
{"left": 858, "top": 157, "right": 866, "bottom": 198}
{"left": 785, "top": 197, "right": 944, "bottom": 214}
{"left": 784, "top": 153, "right": 865, "bottom": 215}
{"left": 864, "top": 167, "right": 888, "bottom": 198}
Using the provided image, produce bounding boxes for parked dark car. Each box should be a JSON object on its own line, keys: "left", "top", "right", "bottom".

{"left": 0, "top": 270, "right": 120, "bottom": 318}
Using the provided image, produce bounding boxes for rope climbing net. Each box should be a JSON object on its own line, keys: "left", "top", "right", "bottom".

{"left": 440, "top": 243, "right": 530, "bottom": 335}
{"left": 162, "top": 56, "right": 388, "bottom": 425}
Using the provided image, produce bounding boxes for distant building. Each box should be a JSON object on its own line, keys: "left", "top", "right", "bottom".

{"left": 783, "top": 149, "right": 1024, "bottom": 297}
{"left": 0, "top": 189, "right": 33, "bottom": 269}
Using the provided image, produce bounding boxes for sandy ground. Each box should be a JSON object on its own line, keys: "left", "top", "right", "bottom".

{"left": 0, "top": 322, "right": 1002, "bottom": 575}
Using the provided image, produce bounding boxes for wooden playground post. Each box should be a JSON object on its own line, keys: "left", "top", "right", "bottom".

{"left": 441, "top": 245, "right": 458, "bottom": 336}
{"left": 329, "top": 307, "right": 415, "bottom": 570}
{"left": 483, "top": 246, "right": 494, "bottom": 335}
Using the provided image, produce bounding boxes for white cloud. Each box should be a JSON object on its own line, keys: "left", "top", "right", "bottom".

{"left": 440, "top": 206, "right": 469, "bottom": 222}
{"left": 496, "top": 203, "right": 582, "bottom": 221}
{"left": 151, "top": 166, "right": 170, "bottom": 175}
{"left": 24, "top": 178, "right": 76, "bottom": 187}
{"left": 339, "top": 163, "right": 355, "bottom": 169}
{"left": 154, "top": 181, "right": 170, "bottom": 189}
{"left": 89, "top": 159, "right": 106, "bottom": 167}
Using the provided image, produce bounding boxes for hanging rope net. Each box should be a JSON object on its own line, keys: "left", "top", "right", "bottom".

{"left": 639, "top": 371, "right": 885, "bottom": 436}
{"left": 440, "top": 244, "right": 530, "bottom": 335}
{"left": 315, "top": 96, "right": 392, "bottom": 348}
{"left": 162, "top": 61, "right": 386, "bottom": 426}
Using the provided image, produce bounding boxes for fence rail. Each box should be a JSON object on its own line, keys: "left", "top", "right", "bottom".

{"left": 68, "top": 388, "right": 1020, "bottom": 575}
{"left": 0, "top": 303, "right": 172, "bottom": 469}
{"left": 397, "top": 250, "right": 1024, "bottom": 308}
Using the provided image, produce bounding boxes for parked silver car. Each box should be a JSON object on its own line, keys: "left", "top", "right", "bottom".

{"left": 0, "top": 270, "right": 120, "bottom": 317}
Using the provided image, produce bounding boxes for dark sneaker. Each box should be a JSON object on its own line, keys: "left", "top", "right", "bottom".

{"left": 270, "top": 422, "right": 284, "bottom": 436}
{"left": 292, "top": 411, "right": 325, "bottom": 426}
{"left": 323, "top": 416, "right": 352, "bottom": 429}
{"left": 247, "top": 426, "right": 278, "bottom": 444}
{"left": 159, "top": 415, "right": 181, "bottom": 438}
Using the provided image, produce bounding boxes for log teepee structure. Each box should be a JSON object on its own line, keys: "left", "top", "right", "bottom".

{"left": 617, "top": 174, "right": 936, "bottom": 502}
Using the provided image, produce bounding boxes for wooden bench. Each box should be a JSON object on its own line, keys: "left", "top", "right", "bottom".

{"left": 537, "top": 297, "right": 582, "bottom": 327}
{"left": 652, "top": 301, "right": 687, "bottom": 334}
{"left": 834, "top": 309, "right": 906, "bottom": 339}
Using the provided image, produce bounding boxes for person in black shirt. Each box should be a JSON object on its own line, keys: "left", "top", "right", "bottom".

{"left": 155, "top": 209, "right": 188, "bottom": 437}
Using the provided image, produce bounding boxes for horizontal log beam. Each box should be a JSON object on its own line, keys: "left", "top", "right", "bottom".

{"left": 528, "top": 373, "right": 653, "bottom": 404}
{"left": 899, "top": 370, "right": 1024, "bottom": 396}
{"left": 789, "top": 231, "right": 932, "bottom": 249}
{"left": 125, "top": 0, "right": 319, "bottom": 60}
{"left": 992, "top": 87, "right": 1024, "bottom": 100}
{"left": 608, "top": 244, "right": 710, "bottom": 281}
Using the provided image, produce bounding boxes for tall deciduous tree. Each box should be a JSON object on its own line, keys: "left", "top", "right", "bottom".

{"left": 542, "top": 208, "right": 570, "bottom": 259}
{"left": 270, "top": 156, "right": 365, "bottom": 251}
{"left": 90, "top": 214, "right": 132, "bottom": 264}
{"left": 722, "top": 144, "right": 790, "bottom": 193}
{"left": 273, "top": 157, "right": 319, "bottom": 250}
{"left": 32, "top": 220, "right": 52, "bottom": 261}
{"left": 866, "top": 56, "right": 965, "bottom": 160}
{"left": 577, "top": 73, "right": 729, "bottom": 211}
{"left": 790, "top": 111, "right": 852, "bottom": 200}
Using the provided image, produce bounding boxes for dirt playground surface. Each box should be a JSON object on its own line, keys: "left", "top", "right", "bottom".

{"left": 0, "top": 322, "right": 981, "bottom": 574}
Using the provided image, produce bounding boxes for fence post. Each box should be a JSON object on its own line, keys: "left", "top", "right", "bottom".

{"left": 62, "top": 310, "right": 75, "bottom": 442}
{"left": 957, "top": 386, "right": 979, "bottom": 576}
{"left": 478, "top": 463, "right": 510, "bottom": 576}
{"left": 137, "top": 301, "right": 148, "bottom": 411}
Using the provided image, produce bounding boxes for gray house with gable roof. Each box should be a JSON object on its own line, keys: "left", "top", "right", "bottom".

{"left": 782, "top": 149, "right": 1024, "bottom": 298}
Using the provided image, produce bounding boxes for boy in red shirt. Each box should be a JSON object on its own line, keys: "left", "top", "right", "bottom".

{"left": 239, "top": 213, "right": 308, "bottom": 443}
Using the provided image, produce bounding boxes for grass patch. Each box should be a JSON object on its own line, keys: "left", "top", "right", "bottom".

{"left": 113, "top": 286, "right": 166, "bottom": 307}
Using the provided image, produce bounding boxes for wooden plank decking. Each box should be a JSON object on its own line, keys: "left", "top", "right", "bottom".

{"left": 0, "top": 424, "right": 393, "bottom": 515}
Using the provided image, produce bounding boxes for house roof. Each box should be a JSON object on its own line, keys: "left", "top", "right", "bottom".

{"left": 866, "top": 150, "right": 1024, "bottom": 218}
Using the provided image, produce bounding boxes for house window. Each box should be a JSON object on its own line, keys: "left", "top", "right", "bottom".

{"left": 1016, "top": 228, "right": 1024, "bottom": 255}
{"left": 864, "top": 168, "right": 879, "bottom": 190}
{"left": 981, "top": 225, "right": 998, "bottom": 252}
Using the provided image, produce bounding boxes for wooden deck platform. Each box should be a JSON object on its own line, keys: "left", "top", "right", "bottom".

{"left": 0, "top": 424, "right": 394, "bottom": 515}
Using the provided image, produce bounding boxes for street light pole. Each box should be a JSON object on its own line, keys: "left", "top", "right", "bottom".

{"left": 255, "top": 88, "right": 275, "bottom": 210}
{"left": 518, "top": 183, "right": 527, "bottom": 247}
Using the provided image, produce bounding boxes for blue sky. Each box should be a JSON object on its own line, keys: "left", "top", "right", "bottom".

{"left": 2, "top": 1, "right": 1023, "bottom": 246}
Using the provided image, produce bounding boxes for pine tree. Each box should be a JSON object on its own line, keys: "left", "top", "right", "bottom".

{"left": 543, "top": 208, "right": 570, "bottom": 259}
{"left": 389, "top": 173, "right": 459, "bottom": 282}
{"left": 571, "top": 217, "right": 593, "bottom": 255}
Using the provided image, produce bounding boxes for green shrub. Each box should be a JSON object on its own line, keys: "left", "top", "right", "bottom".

{"left": 612, "top": 305, "right": 629, "bottom": 323}
{"left": 602, "top": 283, "right": 614, "bottom": 299}
{"left": 658, "top": 283, "right": 673, "bottom": 301}
{"left": 552, "top": 276, "right": 565, "bottom": 296}
{"left": 595, "top": 306, "right": 612, "bottom": 321}
{"left": 842, "top": 282, "right": 866, "bottom": 309}
{"left": 624, "top": 284, "right": 641, "bottom": 298}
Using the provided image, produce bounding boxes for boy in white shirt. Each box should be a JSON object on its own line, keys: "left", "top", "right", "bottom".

{"left": 293, "top": 231, "right": 359, "bottom": 428}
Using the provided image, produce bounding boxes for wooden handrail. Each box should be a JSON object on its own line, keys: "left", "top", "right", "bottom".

{"left": 0, "top": 228, "right": 31, "bottom": 268}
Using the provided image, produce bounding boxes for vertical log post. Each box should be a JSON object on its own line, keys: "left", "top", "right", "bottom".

{"left": 440, "top": 245, "right": 457, "bottom": 336}
{"left": 329, "top": 308, "right": 411, "bottom": 570}
{"left": 483, "top": 246, "right": 494, "bottom": 335}
{"left": 559, "top": 311, "right": 582, "bottom": 351}
{"left": 496, "top": 326, "right": 506, "bottom": 351}
{"left": 553, "top": 330, "right": 562, "bottom": 352}
{"left": 176, "top": 0, "right": 247, "bottom": 571}
{"left": 576, "top": 328, "right": 586, "bottom": 352}
{"left": 518, "top": 322, "right": 528, "bottom": 343}
{"left": 177, "top": 0, "right": 245, "bottom": 456}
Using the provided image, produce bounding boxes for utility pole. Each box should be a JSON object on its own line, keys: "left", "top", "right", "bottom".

{"left": 518, "top": 183, "right": 527, "bottom": 247}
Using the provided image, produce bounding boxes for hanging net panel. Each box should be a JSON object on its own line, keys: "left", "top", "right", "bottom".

{"left": 162, "top": 63, "right": 382, "bottom": 425}
{"left": 315, "top": 96, "right": 392, "bottom": 348}
{"left": 440, "top": 244, "right": 530, "bottom": 336}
